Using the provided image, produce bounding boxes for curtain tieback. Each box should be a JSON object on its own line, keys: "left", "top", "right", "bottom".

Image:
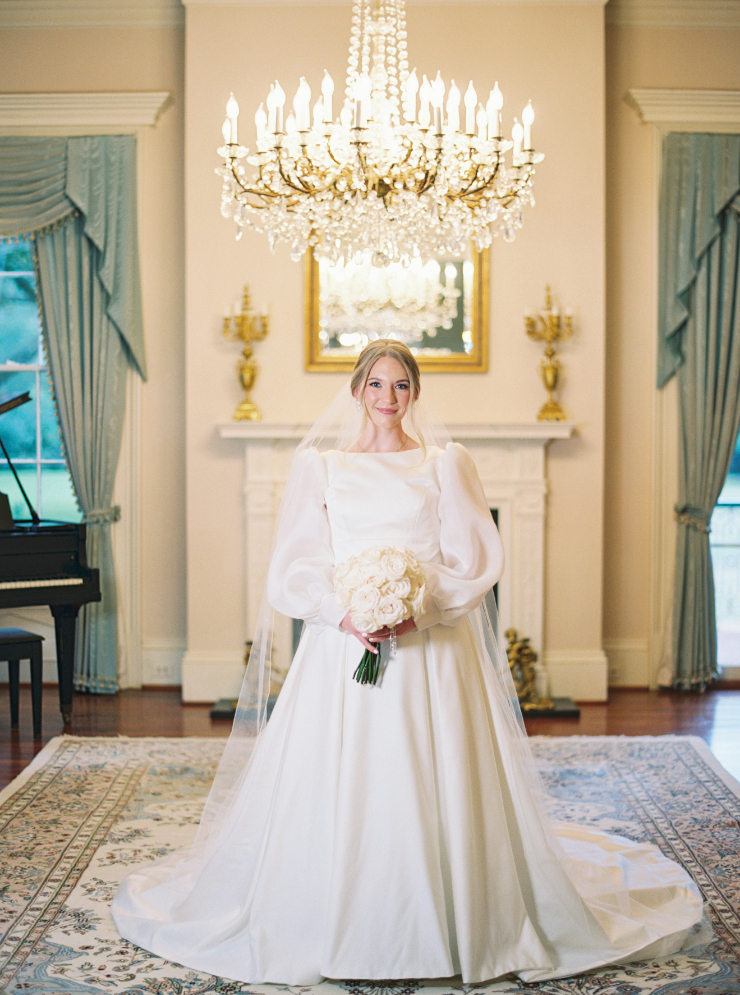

{"left": 83, "top": 505, "right": 121, "bottom": 525}
{"left": 674, "top": 504, "right": 711, "bottom": 533}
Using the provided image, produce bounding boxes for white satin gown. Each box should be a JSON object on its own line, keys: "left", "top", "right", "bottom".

{"left": 112, "top": 444, "right": 704, "bottom": 985}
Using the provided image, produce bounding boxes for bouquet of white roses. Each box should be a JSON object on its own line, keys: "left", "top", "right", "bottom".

{"left": 334, "top": 545, "right": 427, "bottom": 685}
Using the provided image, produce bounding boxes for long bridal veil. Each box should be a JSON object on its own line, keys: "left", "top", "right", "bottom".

{"left": 180, "top": 380, "right": 558, "bottom": 877}
{"left": 163, "top": 381, "right": 707, "bottom": 970}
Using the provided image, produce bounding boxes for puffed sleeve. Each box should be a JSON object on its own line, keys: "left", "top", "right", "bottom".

{"left": 414, "top": 442, "right": 504, "bottom": 631}
{"left": 265, "top": 449, "right": 346, "bottom": 629}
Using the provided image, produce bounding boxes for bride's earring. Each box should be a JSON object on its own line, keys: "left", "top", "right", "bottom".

{"left": 356, "top": 399, "right": 361, "bottom": 410}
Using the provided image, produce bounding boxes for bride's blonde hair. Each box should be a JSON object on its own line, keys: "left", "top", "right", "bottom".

{"left": 351, "top": 339, "right": 421, "bottom": 399}
{"left": 350, "top": 339, "right": 424, "bottom": 450}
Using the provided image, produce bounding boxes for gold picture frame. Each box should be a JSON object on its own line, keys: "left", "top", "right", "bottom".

{"left": 305, "top": 247, "right": 489, "bottom": 372}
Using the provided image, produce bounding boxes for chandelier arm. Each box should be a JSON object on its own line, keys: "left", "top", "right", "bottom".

{"left": 416, "top": 167, "right": 437, "bottom": 196}
{"left": 276, "top": 155, "right": 319, "bottom": 197}
{"left": 227, "top": 162, "right": 285, "bottom": 205}
{"left": 233, "top": 177, "right": 282, "bottom": 203}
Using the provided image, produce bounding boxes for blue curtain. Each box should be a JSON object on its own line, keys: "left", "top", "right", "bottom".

{"left": 0, "top": 136, "right": 146, "bottom": 693}
{"left": 658, "top": 133, "right": 740, "bottom": 688}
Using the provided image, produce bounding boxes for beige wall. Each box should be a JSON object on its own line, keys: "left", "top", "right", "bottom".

{"left": 0, "top": 25, "right": 187, "bottom": 677}
{"left": 3, "top": 7, "right": 738, "bottom": 699}
{"left": 183, "top": 3, "right": 607, "bottom": 699}
{"left": 604, "top": 23, "right": 740, "bottom": 684}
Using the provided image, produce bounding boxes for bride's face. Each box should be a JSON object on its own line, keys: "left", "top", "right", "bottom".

{"left": 357, "top": 356, "right": 413, "bottom": 430}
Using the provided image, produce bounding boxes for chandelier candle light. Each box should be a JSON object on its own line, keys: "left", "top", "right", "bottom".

{"left": 217, "top": 0, "right": 543, "bottom": 266}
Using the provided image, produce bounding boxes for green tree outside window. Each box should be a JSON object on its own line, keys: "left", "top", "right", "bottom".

{"left": 0, "top": 241, "right": 80, "bottom": 523}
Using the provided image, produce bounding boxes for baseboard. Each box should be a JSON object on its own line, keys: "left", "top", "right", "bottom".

{"left": 181, "top": 650, "right": 246, "bottom": 703}
{"left": 604, "top": 638, "right": 650, "bottom": 687}
{"left": 142, "top": 640, "right": 185, "bottom": 686}
{"left": 543, "top": 649, "right": 609, "bottom": 702}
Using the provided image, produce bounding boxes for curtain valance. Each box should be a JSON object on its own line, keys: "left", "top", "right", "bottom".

{"left": 658, "top": 133, "right": 740, "bottom": 387}
{"left": 0, "top": 137, "right": 72, "bottom": 235}
{"left": 0, "top": 136, "right": 146, "bottom": 379}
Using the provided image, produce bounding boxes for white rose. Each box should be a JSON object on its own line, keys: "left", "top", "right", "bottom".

{"left": 386, "top": 578, "right": 412, "bottom": 599}
{"left": 351, "top": 611, "right": 376, "bottom": 633}
{"left": 361, "top": 546, "right": 385, "bottom": 564}
{"left": 363, "top": 572, "right": 386, "bottom": 590}
{"left": 334, "top": 559, "right": 357, "bottom": 590}
{"left": 380, "top": 551, "right": 408, "bottom": 581}
{"left": 377, "top": 595, "right": 406, "bottom": 625}
{"left": 351, "top": 585, "right": 382, "bottom": 613}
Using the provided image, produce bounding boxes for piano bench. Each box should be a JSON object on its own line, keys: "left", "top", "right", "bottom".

{"left": 1, "top": 628, "right": 44, "bottom": 741}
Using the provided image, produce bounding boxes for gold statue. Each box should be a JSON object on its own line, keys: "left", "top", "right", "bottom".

{"left": 223, "top": 285, "right": 269, "bottom": 421}
{"left": 525, "top": 285, "right": 573, "bottom": 421}
{"left": 505, "top": 628, "right": 553, "bottom": 712}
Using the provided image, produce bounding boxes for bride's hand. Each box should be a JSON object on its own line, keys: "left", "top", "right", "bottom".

{"left": 340, "top": 613, "right": 381, "bottom": 654}
{"left": 369, "top": 618, "right": 418, "bottom": 641}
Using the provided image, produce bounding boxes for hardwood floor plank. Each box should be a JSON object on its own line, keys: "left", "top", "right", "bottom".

{"left": 1, "top": 685, "right": 739, "bottom": 790}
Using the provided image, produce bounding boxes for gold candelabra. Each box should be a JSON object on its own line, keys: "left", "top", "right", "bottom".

{"left": 223, "top": 286, "right": 269, "bottom": 421}
{"left": 525, "top": 285, "right": 573, "bottom": 421}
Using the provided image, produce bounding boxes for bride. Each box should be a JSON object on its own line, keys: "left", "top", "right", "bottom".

{"left": 112, "top": 339, "right": 704, "bottom": 985}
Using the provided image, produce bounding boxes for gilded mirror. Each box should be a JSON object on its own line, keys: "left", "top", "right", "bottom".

{"left": 305, "top": 247, "right": 489, "bottom": 372}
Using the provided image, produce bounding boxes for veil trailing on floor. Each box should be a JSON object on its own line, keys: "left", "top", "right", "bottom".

{"left": 134, "top": 376, "right": 710, "bottom": 975}
{"left": 182, "top": 379, "right": 558, "bottom": 870}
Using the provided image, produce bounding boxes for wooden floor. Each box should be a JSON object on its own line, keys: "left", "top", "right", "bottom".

{"left": 1, "top": 685, "right": 739, "bottom": 791}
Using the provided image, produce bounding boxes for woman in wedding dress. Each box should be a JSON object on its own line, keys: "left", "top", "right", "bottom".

{"left": 112, "top": 339, "right": 705, "bottom": 986}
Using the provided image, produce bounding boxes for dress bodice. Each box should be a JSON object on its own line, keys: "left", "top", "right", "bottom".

{"left": 323, "top": 448, "right": 445, "bottom": 565}
{"left": 265, "top": 441, "right": 504, "bottom": 633}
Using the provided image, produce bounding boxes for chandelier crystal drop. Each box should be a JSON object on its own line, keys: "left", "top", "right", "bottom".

{"left": 216, "top": 0, "right": 543, "bottom": 265}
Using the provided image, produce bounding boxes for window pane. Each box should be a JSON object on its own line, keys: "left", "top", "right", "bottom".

{"left": 0, "top": 244, "right": 40, "bottom": 365}
{"left": 0, "top": 369, "right": 36, "bottom": 458}
{"left": 41, "top": 465, "right": 80, "bottom": 522}
{"left": 0, "top": 465, "right": 37, "bottom": 521}
{"left": 0, "top": 241, "right": 34, "bottom": 273}
{"left": 39, "top": 371, "right": 64, "bottom": 459}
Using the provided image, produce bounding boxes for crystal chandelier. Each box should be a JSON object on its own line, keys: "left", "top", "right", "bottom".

{"left": 217, "top": 0, "right": 543, "bottom": 265}
{"left": 319, "top": 254, "right": 462, "bottom": 347}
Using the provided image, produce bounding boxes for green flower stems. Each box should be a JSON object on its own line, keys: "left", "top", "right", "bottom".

{"left": 353, "top": 645, "right": 381, "bottom": 685}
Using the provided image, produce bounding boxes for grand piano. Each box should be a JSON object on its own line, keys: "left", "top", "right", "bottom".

{"left": 0, "top": 392, "right": 101, "bottom": 724}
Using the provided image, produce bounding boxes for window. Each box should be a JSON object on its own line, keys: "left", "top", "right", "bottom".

{"left": 711, "top": 436, "right": 740, "bottom": 670}
{"left": 0, "top": 241, "right": 79, "bottom": 523}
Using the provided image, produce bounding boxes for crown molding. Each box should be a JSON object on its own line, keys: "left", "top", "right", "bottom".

{"left": 606, "top": 0, "right": 740, "bottom": 28}
{"left": 627, "top": 88, "right": 740, "bottom": 125}
{"left": 0, "top": 92, "right": 171, "bottom": 129}
{"left": 0, "top": 1, "right": 184, "bottom": 29}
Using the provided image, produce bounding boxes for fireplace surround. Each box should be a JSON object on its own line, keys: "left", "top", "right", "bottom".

{"left": 214, "top": 421, "right": 576, "bottom": 695}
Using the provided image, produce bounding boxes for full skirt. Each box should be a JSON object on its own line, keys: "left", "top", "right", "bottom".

{"left": 112, "top": 621, "right": 704, "bottom": 985}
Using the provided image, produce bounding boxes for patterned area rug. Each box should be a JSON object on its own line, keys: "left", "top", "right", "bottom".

{"left": 0, "top": 734, "right": 738, "bottom": 995}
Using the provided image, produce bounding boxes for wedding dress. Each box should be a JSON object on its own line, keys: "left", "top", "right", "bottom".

{"left": 112, "top": 443, "right": 704, "bottom": 985}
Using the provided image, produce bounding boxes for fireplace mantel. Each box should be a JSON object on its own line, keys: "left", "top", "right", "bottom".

{"left": 218, "top": 422, "right": 575, "bottom": 442}
{"left": 216, "top": 421, "right": 575, "bottom": 694}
